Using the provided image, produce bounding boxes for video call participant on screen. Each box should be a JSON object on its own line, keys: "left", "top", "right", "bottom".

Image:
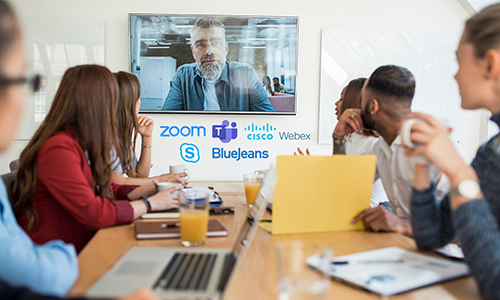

{"left": 161, "top": 17, "right": 274, "bottom": 112}
{"left": 408, "top": 4, "right": 500, "bottom": 299}
{"left": 273, "top": 77, "right": 285, "bottom": 93}
{"left": 333, "top": 65, "right": 449, "bottom": 237}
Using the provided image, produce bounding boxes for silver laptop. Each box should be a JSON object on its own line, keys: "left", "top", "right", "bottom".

{"left": 86, "top": 171, "right": 274, "bottom": 300}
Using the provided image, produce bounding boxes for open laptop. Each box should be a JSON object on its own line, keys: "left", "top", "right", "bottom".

{"left": 86, "top": 171, "right": 273, "bottom": 300}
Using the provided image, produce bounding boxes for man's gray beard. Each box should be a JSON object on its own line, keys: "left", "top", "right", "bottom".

{"left": 199, "top": 61, "right": 224, "bottom": 81}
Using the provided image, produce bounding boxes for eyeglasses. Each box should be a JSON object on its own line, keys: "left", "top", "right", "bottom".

{"left": 0, "top": 74, "right": 42, "bottom": 93}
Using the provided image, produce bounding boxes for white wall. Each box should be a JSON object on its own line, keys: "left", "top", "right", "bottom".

{"left": 0, "top": 0, "right": 472, "bottom": 179}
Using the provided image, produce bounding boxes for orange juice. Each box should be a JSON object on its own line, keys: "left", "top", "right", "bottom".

{"left": 244, "top": 183, "right": 262, "bottom": 205}
{"left": 180, "top": 209, "right": 209, "bottom": 245}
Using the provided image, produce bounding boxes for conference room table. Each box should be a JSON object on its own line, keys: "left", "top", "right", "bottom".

{"left": 68, "top": 181, "right": 480, "bottom": 300}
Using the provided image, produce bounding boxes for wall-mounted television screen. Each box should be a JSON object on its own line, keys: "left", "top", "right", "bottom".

{"left": 129, "top": 14, "right": 298, "bottom": 114}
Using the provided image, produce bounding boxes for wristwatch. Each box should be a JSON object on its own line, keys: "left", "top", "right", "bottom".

{"left": 448, "top": 179, "right": 481, "bottom": 200}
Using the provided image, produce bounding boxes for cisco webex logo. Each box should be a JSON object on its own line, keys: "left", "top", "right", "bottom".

{"left": 244, "top": 123, "right": 276, "bottom": 140}
{"left": 212, "top": 120, "right": 237, "bottom": 143}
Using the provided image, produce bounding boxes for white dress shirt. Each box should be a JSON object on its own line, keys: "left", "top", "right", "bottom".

{"left": 345, "top": 133, "right": 390, "bottom": 208}
{"left": 369, "top": 135, "right": 449, "bottom": 219}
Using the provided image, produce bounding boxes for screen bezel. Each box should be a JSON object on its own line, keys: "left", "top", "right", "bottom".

{"left": 128, "top": 13, "right": 299, "bottom": 115}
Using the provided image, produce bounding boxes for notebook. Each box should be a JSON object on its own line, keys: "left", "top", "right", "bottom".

{"left": 135, "top": 219, "right": 228, "bottom": 239}
{"left": 141, "top": 206, "right": 234, "bottom": 219}
{"left": 307, "top": 247, "right": 470, "bottom": 296}
{"left": 272, "top": 155, "right": 377, "bottom": 235}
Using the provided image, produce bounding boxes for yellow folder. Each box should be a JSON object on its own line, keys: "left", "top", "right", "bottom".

{"left": 272, "top": 155, "right": 377, "bottom": 235}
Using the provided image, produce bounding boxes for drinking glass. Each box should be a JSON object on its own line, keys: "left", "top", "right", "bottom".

{"left": 243, "top": 173, "right": 264, "bottom": 207}
{"left": 276, "top": 241, "right": 332, "bottom": 300}
{"left": 179, "top": 189, "right": 209, "bottom": 247}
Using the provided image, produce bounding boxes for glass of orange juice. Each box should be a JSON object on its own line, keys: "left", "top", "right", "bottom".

{"left": 179, "top": 189, "right": 209, "bottom": 247}
{"left": 243, "top": 173, "right": 264, "bottom": 207}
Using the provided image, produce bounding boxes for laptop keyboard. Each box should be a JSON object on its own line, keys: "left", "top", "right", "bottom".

{"left": 153, "top": 253, "right": 217, "bottom": 291}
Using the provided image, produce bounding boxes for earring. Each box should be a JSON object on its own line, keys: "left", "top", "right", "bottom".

{"left": 371, "top": 111, "right": 374, "bottom": 114}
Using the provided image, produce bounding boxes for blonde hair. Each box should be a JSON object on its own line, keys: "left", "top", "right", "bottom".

{"left": 465, "top": 3, "right": 500, "bottom": 58}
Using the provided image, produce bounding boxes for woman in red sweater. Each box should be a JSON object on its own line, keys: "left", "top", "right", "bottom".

{"left": 13, "top": 65, "right": 181, "bottom": 252}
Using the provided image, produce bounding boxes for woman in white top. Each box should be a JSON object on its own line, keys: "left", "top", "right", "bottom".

{"left": 297, "top": 78, "right": 389, "bottom": 207}
{"left": 111, "top": 72, "right": 187, "bottom": 186}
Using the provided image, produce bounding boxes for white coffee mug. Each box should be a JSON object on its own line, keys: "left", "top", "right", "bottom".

{"left": 157, "top": 182, "right": 183, "bottom": 193}
{"left": 401, "top": 118, "right": 436, "bottom": 165}
{"left": 169, "top": 165, "right": 190, "bottom": 180}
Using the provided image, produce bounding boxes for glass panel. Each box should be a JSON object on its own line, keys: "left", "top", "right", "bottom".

{"left": 17, "top": 17, "right": 105, "bottom": 139}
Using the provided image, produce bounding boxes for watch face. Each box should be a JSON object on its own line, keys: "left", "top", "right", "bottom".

{"left": 458, "top": 179, "right": 481, "bottom": 199}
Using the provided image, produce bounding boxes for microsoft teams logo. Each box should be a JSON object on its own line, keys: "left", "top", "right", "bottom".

{"left": 244, "top": 123, "right": 276, "bottom": 140}
{"left": 212, "top": 120, "right": 237, "bottom": 143}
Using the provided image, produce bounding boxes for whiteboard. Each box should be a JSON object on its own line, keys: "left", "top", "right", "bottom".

{"left": 17, "top": 17, "right": 105, "bottom": 139}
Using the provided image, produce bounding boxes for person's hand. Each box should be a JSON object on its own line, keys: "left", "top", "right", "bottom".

{"left": 118, "top": 288, "right": 160, "bottom": 300}
{"left": 158, "top": 173, "right": 188, "bottom": 186}
{"left": 333, "top": 109, "right": 363, "bottom": 137}
{"left": 402, "top": 112, "right": 466, "bottom": 179}
{"left": 352, "top": 206, "right": 412, "bottom": 236}
{"left": 148, "top": 181, "right": 182, "bottom": 211}
{"left": 137, "top": 116, "right": 154, "bottom": 138}
{"left": 294, "top": 147, "right": 310, "bottom": 156}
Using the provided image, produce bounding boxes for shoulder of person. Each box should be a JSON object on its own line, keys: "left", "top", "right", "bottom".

{"left": 227, "top": 61, "right": 255, "bottom": 71}
{"left": 40, "top": 128, "right": 81, "bottom": 154}
{"left": 176, "top": 63, "right": 197, "bottom": 73}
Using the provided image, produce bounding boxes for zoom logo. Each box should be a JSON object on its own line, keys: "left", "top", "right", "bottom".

{"left": 180, "top": 143, "right": 200, "bottom": 163}
{"left": 212, "top": 120, "right": 237, "bottom": 143}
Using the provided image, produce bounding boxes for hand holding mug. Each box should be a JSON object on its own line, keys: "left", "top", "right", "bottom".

{"left": 402, "top": 113, "right": 462, "bottom": 177}
{"left": 148, "top": 181, "right": 182, "bottom": 211}
{"left": 170, "top": 165, "right": 190, "bottom": 180}
{"left": 333, "top": 109, "right": 364, "bottom": 137}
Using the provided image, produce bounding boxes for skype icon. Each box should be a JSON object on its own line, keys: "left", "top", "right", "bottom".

{"left": 180, "top": 143, "right": 200, "bottom": 163}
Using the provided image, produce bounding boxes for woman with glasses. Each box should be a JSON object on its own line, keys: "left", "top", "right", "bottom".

{"left": 0, "top": 0, "right": 78, "bottom": 297}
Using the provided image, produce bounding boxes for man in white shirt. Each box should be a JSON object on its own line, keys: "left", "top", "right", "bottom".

{"left": 332, "top": 65, "right": 449, "bottom": 237}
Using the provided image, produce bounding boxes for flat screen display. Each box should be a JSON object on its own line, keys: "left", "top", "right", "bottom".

{"left": 129, "top": 14, "right": 298, "bottom": 114}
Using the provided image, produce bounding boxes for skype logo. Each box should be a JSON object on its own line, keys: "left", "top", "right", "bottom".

{"left": 180, "top": 143, "right": 200, "bottom": 163}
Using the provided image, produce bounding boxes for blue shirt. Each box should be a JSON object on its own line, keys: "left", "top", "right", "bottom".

{"left": 0, "top": 178, "right": 78, "bottom": 296}
{"left": 162, "top": 62, "right": 275, "bottom": 112}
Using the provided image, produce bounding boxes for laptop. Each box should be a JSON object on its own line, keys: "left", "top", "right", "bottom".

{"left": 86, "top": 171, "right": 273, "bottom": 300}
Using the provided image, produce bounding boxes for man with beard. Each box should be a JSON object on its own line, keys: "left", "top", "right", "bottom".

{"left": 332, "top": 65, "right": 449, "bottom": 237}
{"left": 162, "top": 17, "right": 274, "bottom": 111}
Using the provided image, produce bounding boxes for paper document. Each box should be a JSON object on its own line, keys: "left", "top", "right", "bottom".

{"left": 307, "top": 247, "right": 470, "bottom": 296}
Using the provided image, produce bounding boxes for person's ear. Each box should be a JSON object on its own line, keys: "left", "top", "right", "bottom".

{"left": 190, "top": 45, "right": 196, "bottom": 59}
{"left": 485, "top": 49, "right": 500, "bottom": 80}
{"left": 225, "top": 41, "right": 229, "bottom": 53}
{"left": 372, "top": 99, "right": 380, "bottom": 114}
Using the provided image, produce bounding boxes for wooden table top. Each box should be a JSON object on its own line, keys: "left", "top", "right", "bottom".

{"left": 67, "top": 181, "right": 480, "bottom": 299}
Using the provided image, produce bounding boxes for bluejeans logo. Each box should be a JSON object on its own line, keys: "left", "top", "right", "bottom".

{"left": 180, "top": 143, "right": 200, "bottom": 163}
{"left": 212, "top": 120, "right": 238, "bottom": 143}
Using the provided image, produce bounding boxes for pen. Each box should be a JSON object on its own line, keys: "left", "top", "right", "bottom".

{"left": 161, "top": 223, "right": 179, "bottom": 228}
{"left": 331, "top": 259, "right": 404, "bottom": 265}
